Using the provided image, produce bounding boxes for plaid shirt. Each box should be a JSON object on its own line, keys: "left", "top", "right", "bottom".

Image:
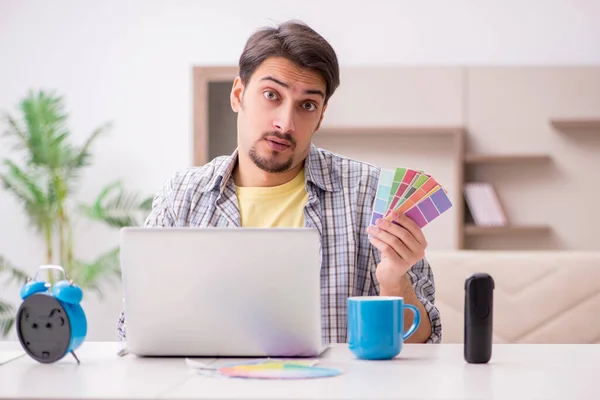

{"left": 117, "top": 144, "right": 441, "bottom": 343}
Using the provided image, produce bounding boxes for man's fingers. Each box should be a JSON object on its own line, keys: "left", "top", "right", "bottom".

{"left": 368, "top": 224, "right": 412, "bottom": 260}
{"left": 389, "top": 211, "right": 427, "bottom": 248}
{"left": 375, "top": 217, "right": 423, "bottom": 256}
{"left": 368, "top": 235, "right": 403, "bottom": 262}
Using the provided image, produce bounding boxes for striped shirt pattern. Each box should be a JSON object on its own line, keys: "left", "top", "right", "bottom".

{"left": 117, "top": 144, "right": 441, "bottom": 344}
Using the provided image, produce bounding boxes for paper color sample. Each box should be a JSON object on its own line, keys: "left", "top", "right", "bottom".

{"left": 371, "top": 167, "right": 452, "bottom": 229}
{"left": 386, "top": 168, "right": 407, "bottom": 210}
{"left": 387, "top": 177, "right": 440, "bottom": 217}
{"left": 386, "top": 168, "right": 419, "bottom": 215}
{"left": 403, "top": 187, "right": 453, "bottom": 228}
{"left": 399, "top": 173, "right": 430, "bottom": 205}
{"left": 371, "top": 169, "right": 395, "bottom": 225}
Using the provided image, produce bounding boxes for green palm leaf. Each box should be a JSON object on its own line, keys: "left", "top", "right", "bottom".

{"left": 0, "top": 300, "right": 16, "bottom": 337}
{"left": 69, "top": 121, "right": 112, "bottom": 171}
{"left": 0, "top": 160, "right": 45, "bottom": 202}
{"left": 3, "top": 114, "right": 28, "bottom": 152}
{"left": 69, "top": 248, "right": 121, "bottom": 298}
{"left": 0, "top": 160, "right": 55, "bottom": 232}
{"left": 0, "top": 255, "right": 29, "bottom": 286}
{"left": 80, "top": 181, "right": 153, "bottom": 229}
{"left": 0, "top": 256, "right": 28, "bottom": 338}
{"left": 17, "top": 90, "right": 74, "bottom": 169}
{"left": 139, "top": 196, "right": 153, "bottom": 210}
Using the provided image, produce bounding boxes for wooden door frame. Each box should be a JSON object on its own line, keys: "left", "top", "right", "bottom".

{"left": 192, "top": 66, "right": 239, "bottom": 166}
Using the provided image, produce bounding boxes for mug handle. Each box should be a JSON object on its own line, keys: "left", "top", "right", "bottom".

{"left": 402, "top": 304, "right": 421, "bottom": 341}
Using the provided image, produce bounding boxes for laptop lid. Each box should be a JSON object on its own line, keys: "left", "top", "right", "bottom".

{"left": 119, "top": 227, "right": 324, "bottom": 357}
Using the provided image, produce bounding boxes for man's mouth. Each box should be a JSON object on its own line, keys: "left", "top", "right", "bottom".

{"left": 265, "top": 137, "right": 292, "bottom": 152}
{"left": 266, "top": 137, "right": 290, "bottom": 147}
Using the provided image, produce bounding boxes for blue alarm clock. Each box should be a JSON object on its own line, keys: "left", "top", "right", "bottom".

{"left": 16, "top": 265, "right": 87, "bottom": 364}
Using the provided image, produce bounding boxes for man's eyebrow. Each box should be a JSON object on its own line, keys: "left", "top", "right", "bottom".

{"left": 304, "top": 89, "right": 325, "bottom": 99}
{"left": 260, "top": 76, "right": 325, "bottom": 99}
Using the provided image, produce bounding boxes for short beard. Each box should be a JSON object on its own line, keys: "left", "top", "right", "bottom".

{"left": 248, "top": 132, "right": 296, "bottom": 174}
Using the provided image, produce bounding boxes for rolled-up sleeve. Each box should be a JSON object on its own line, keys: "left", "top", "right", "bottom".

{"left": 368, "top": 249, "right": 442, "bottom": 344}
{"left": 406, "top": 257, "right": 442, "bottom": 344}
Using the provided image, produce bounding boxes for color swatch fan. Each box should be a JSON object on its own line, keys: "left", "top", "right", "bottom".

{"left": 371, "top": 167, "right": 453, "bottom": 228}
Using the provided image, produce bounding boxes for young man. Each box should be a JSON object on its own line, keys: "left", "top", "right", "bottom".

{"left": 117, "top": 20, "right": 441, "bottom": 344}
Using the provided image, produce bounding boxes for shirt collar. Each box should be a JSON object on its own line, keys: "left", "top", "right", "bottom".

{"left": 200, "top": 143, "right": 341, "bottom": 194}
{"left": 304, "top": 143, "right": 341, "bottom": 192}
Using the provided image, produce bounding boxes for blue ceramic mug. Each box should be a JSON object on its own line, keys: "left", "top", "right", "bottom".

{"left": 347, "top": 296, "right": 420, "bottom": 360}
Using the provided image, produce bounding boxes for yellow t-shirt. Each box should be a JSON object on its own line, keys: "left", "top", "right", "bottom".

{"left": 235, "top": 169, "right": 308, "bottom": 228}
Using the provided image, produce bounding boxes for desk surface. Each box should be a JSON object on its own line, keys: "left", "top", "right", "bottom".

{"left": 0, "top": 341, "right": 597, "bottom": 400}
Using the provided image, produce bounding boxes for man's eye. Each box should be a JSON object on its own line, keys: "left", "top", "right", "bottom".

{"left": 263, "top": 91, "right": 278, "bottom": 100}
{"left": 302, "top": 102, "right": 316, "bottom": 111}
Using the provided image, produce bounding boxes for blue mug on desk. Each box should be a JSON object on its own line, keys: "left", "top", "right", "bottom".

{"left": 348, "top": 296, "right": 420, "bottom": 360}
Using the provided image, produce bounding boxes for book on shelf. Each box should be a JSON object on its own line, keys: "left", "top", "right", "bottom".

{"left": 464, "top": 182, "right": 508, "bottom": 227}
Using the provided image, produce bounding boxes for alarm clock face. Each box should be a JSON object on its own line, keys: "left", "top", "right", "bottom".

{"left": 16, "top": 294, "right": 71, "bottom": 363}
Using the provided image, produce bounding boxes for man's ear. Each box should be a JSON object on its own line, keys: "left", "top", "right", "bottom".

{"left": 230, "top": 76, "right": 244, "bottom": 113}
{"left": 315, "top": 103, "right": 328, "bottom": 132}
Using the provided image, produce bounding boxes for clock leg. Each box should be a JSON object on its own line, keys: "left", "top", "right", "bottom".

{"left": 70, "top": 351, "right": 80, "bottom": 364}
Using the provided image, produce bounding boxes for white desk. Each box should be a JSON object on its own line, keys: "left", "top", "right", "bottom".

{"left": 0, "top": 341, "right": 597, "bottom": 400}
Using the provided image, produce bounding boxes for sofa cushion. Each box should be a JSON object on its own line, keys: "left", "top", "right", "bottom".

{"left": 425, "top": 251, "right": 600, "bottom": 344}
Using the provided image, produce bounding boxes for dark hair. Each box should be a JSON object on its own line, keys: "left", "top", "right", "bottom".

{"left": 238, "top": 20, "right": 340, "bottom": 104}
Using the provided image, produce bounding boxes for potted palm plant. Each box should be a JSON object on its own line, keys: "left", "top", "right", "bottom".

{"left": 0, "top": 89, "right": 153, "bottom": 337}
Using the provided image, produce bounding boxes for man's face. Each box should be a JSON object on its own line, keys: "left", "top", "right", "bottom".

{"left": 231, "top": 56, "right": 327, "bottom": 174}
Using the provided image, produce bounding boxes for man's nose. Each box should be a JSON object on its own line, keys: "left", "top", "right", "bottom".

{"left": 272, "top": 103, "right": 296, "bottom": 133}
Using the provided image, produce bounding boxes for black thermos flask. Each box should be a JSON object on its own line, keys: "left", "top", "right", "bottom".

{"left": 464, "top": 273, "right": 494, "bottom": 363}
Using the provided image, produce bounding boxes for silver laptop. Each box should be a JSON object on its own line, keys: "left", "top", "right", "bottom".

{"left": 119, "top": 227, "right": 326, "bottom": 357}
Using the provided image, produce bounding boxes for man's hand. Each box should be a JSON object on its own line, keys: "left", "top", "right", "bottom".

{"left": 366, "top": 210, "right": 432, "bottom": 342}
{"left": 366, "top": 210, "right": 428, "bottom": 292}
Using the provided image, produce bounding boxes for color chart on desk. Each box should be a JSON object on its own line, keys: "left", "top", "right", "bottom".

{"left": 218, "top": 362, "right": 342, "bottom": 380}
{"left": 371, "top": 167, "right": 453, "bottom": 228}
